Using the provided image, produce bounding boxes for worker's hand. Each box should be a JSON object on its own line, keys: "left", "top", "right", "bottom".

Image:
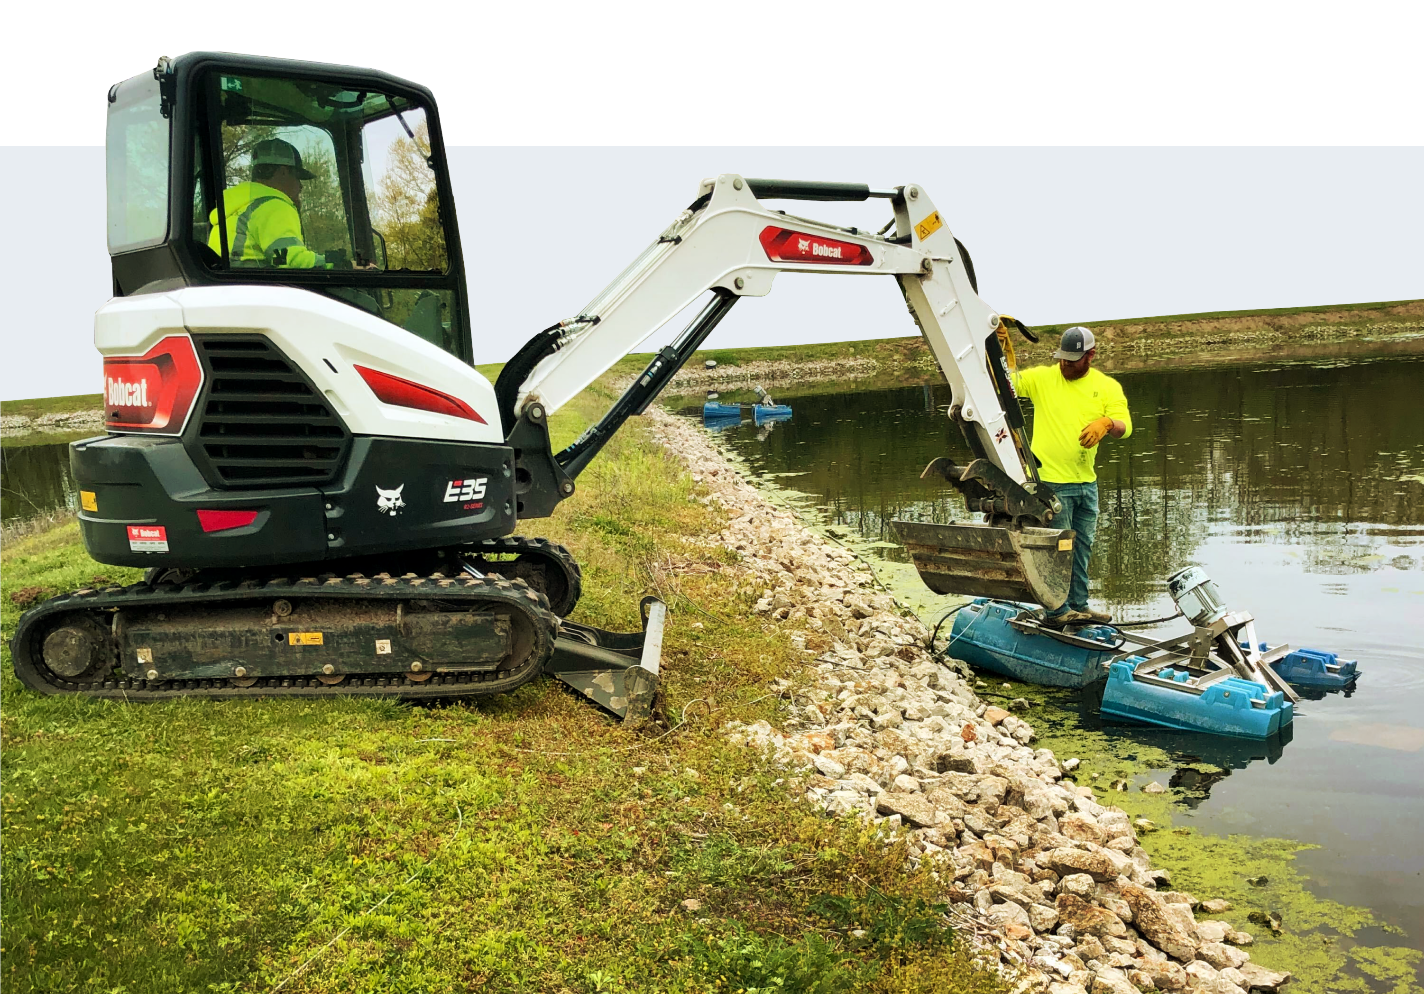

{"left": 995, "top": 318, "right": 1017, "bottom": 371}
{"left": 1079, "top": 416, "right": 1115, "bottom": 448}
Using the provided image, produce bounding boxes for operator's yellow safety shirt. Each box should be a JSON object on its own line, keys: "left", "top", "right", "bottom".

{"left": 1014, "top": 364, "right": 1132, "bottom": 484}
{"left": 208, "top": 182, "right": 325, "bottom": 269}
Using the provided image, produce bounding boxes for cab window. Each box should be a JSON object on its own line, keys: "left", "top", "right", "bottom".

{"left": 107, "top": 73, "right": 170, "bottom": 253}
{"left": 209, "top": 74, "right": 448, "bottom": 275}
{"left": 204, "top": 72, "right": 461, "bottom": 354}
{"left": 361, "top": 106, "right": 447, "bottom": 273}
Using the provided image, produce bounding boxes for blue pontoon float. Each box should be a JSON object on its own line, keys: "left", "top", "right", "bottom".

{"left": 942, "top": 567, "right": 1356, "bottom": 740}
{"left": 702, "top": 401, "right": 793, "bottom": 420}
{"left": 702, "top": 384, "right": 791, "bottom": 425}
{"left": 1265, "top": 646, "right": 1358, "bottom": 689}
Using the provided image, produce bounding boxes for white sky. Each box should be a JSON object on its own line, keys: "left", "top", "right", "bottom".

{"left": 2, "top": 2, "right": 1422, "bottom": 400}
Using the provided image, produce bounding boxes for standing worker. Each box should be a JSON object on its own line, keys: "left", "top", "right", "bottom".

{"left": 1010, "top": 325, "right": 1132, "bottom": 627}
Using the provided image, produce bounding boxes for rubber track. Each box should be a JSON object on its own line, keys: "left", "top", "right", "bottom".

{"left": 9, "top": 572, "right": 559, "bottom": 702}
{"left": 463, "top": 536, "right": 583, "bottom": 617}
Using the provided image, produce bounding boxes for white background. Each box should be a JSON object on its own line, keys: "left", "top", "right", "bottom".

{"left": 2, "top": 1, "right": 1421, "bottom": 400}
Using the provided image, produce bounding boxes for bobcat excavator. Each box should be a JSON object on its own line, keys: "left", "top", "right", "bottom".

{"left": 10, "top": 53, "right": 1071, "bottom": 721}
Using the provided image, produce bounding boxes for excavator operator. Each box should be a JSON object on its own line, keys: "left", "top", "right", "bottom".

{"left": 208, "top": 138, "right": 329, "bottom": 269}
{"left": 1009, "top": 325, "right": 1132, "bottom": 628}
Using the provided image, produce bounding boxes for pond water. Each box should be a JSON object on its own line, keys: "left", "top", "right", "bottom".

{"left": 680, "top": 344, "right": 1424, "bottom": 983}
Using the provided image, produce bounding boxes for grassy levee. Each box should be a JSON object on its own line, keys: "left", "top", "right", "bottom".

{"left": 611, "top": 297, "right": 1424, "bottom": 388}
{"left": 0, "top": 382, "right": 1005, "bottom": 993}
{"left": 1, "top": 395, "right": 104, "bottom": 420}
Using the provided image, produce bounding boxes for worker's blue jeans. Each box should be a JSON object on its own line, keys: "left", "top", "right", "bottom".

{"left": 1040, "top": 481, "right": 1098, "bottom": 616}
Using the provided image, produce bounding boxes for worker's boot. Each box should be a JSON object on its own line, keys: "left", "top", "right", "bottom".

{"left": 1083, "top": 608, "right": 1113, "bottom": 624}
{"left": 1041, "top": 610, "right": 1093, "bottom": 630}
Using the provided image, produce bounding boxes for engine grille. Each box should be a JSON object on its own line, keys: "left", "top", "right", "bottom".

{"left": 191, "top": 335, "right": 350, "bottom": 487}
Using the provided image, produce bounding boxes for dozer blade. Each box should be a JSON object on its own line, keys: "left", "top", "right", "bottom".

{"left": 890, "top": 520, "right": 1074, "bottom": 610}
{"left": 545, "top": 597, "right": 665, "bottom": 726}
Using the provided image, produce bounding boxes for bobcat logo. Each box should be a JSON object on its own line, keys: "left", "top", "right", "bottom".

{"left": 375, "top": 484, "right": 406, "bottom": 517}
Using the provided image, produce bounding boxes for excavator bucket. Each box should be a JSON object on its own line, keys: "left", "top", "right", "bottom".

{"left": 890, "top": 520, "right": 1074, "bottom": 610}
{"left": 545, "top": 597, "right": 665, "bottom": 727}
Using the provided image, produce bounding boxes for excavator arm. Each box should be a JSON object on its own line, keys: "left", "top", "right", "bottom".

{"left": 497, "top": 175, "right": 1075, "bottom": 609}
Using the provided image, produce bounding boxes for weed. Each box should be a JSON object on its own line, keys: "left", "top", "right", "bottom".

{"left": 678, "top": 923, "right": 877, "bottom": 994}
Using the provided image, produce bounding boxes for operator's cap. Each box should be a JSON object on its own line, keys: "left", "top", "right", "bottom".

{"left": 251, "top": 138, "right": 316, "bottom": 180}
{"left": 1052, "top": 325, "right": 1096, "bottom": 360}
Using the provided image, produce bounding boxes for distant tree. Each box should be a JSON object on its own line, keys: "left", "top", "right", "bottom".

{"left": 370, "top": 118, "right": 447, "bottom": 272}
{"left": 292, "top": 142, "right": 350, "bottom": 258}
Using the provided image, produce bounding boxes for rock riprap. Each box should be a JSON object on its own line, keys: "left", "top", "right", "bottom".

{"left": 645, "top": 407, "right": 1272, "bottom": 993}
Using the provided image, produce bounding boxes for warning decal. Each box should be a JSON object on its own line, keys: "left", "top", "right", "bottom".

{"left": 127, "top": 524, "right": 169, "bottom": 553}
{"left": 81, "top": 490, "right": 98, "bottom": 512}
{"left": 1058, "top": 538, "right": 1074, "bottom": 552}
{"left": 288, "top": 632, "right": 325, "bottom": 646}
{"left": 914, "top": 211, "right": 944, "bottom": 241}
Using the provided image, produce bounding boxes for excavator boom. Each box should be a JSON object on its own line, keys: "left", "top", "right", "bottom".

{"left": 502, "top": 175, "right": 1072, "bottom": 608}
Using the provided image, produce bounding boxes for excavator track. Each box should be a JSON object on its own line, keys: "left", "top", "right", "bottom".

{"left": 10, "top": 571, "right": 559, "bottom": 702}
{"left": 143, "top": 537, "right": 585, "bottom": 619}
{"left": 457, "top": 537, "right": 583, "bottom": 617}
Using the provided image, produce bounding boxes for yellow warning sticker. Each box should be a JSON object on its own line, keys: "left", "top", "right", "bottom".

{"left": 80, "top": 490, "right": 98, "bottom": 512}
{"left": 288, "top": 632, "right": 325, "bottom": 646}
{"left": 1058, "top": 538, "right": 1074, "bottom": 552}
{"left": 914, "top": 211, "right": 944, "bottom": 241}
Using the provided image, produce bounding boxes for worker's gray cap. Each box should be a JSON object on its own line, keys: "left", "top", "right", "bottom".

{"left": 252, "top": 138, "right": 316, "bottom": 180}
{"left": 1052, "top": 326, "right": 1096, "bottom": 360}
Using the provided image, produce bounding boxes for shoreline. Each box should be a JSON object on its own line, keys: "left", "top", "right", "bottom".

{"left": 643, "top": 405, "right": 1288, "bottom": 994}
{"left": 637, "top": 299, "right": 1424, "bottom": 395}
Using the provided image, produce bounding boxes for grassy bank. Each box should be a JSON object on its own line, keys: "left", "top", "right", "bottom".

{"left": 0, "top": 383, "right": 1004, "bottom": 992}
{"left": 0, "top": 394, "right": 104, "bottom": 420}
{"left": 629, "top": 297, "right": 1424, "bottom": 389}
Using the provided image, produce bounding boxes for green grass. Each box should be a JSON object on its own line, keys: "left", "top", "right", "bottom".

{"left": 1, "top": 429, "right": 102, "bottom": 450}
{"left": 0, "top": 394, "right": 104, "bottom": 419}
{"left": 0, "top": 382, "right": 1006, "bottom": 994}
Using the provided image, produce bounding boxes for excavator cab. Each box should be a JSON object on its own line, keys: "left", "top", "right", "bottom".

{"left": 106, "top": 54, "right": 472, "bottom": 361}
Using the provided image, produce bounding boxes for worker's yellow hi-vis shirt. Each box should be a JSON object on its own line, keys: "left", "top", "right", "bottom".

{"left": 208, "top": 182, "right": 325, "bottom": 269}
{"left": 1014, "top": 365, "right": 1132, "bottom": 483}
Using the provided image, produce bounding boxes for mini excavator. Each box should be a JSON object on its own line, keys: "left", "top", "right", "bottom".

{"left": 10, "top": 53, "right": 1072, "bottom": 719}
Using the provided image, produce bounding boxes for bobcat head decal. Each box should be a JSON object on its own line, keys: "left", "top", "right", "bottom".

{"left": 375, "top": 484, "right": 406, "bottom": 517}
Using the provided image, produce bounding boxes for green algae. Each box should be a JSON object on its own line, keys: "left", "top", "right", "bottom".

{"left": 1351, "top": 945, "right": 1424, "bottom": 994}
